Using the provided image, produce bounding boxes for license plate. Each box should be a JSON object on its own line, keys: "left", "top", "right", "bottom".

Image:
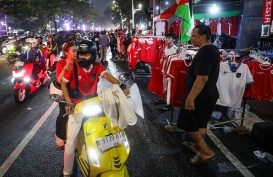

{"left": 96, "top": 132, "right": 127, "bottom": 152}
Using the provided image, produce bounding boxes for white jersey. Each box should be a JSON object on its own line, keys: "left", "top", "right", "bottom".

{"left": 216, "top": 62, "right": 254, "bottom": 108}
{"left": 155, "top": 21, "right": 166, "bottom": 36}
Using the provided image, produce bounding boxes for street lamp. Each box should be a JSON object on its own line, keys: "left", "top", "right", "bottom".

{"left": 132, "top": 0, "right": 142, "bottom": 29}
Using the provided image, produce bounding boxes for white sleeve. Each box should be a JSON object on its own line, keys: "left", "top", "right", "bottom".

{"left": 245, "top": 67, "right": 254, "bottom": 84}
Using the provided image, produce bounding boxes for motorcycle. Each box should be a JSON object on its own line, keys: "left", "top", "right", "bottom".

{"left": 12, "top": 58, "right": 49, "bottom": 103}
{"left": 49, "top": 73, "right": 144, "bottom": 177}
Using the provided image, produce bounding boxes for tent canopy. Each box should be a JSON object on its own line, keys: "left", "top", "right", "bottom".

{"left": 153, "top": 3, "right": 240, "bottom": 21}
{"left": 153, "top": 3, "right": 178, "bottom": 21}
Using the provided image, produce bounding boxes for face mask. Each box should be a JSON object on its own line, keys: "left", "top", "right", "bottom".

{"left": 78, "top": 58, "right": 95, "bottom": 68}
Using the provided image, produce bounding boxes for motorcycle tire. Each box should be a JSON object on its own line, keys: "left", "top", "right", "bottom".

{"left": 14, "top": 87, "right": 27, "bottom": 103}
{"left": 7, "top": 56, "right": 19, "bottom": 63}
{"left": 1, "top": 46, "right": 7, "bottom": 54}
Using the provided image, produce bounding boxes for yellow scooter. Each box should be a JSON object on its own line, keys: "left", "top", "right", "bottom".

{"left": 50, "top": 93, "right": 130, "bottom": 177}
{"left": 49, "top": 73, "right": 143, "bottom": 177}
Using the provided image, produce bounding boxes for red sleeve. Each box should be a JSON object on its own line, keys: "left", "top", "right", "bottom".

{"left": 63, "top": 63, "right": 74, "bottom": 83}
{"left": 95, "top": 62, "right": 106, "bottom": 77}
{"left": 56, "top": 60, "right": 65, "bottom": 78}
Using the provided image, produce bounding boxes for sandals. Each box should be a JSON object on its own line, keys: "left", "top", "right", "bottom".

{"left": 181, "top": 141, "right": 198, "bottom": 154}
{"left": 190, "top": 154, "right": 216, "bottom": 165}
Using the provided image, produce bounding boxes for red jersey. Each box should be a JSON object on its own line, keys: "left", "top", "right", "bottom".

{"left": 63, "top": 61, "right": 105, "bottom": 103}
{"left": 220, "top": 17, "right": 229, "bottom": 34}
{"left": 168, "top": 60, "right": 189, "bottom": 107}
{"left": 169, "top": 21, "right": 181, "bottom": 36}
{"left": 147, "top": 56, "right": 167, "bottom": 98}
{"left": 245, "top": 61, "right": 273, "bottom": 101}
{"left": 56, "top": 59, "right": 67, "bottom": 78}
{"left": 144, "top": 38, "right": 157, "bottom": 63}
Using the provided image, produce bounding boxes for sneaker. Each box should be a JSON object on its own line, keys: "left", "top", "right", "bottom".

{"left": 162, "top": 104, "right": 172, "bottom": 111}
{"left": 154, "top": 98, "right": 166, "bottom": 103}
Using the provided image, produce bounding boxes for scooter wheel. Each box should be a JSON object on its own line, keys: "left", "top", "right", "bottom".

{"left": 14, "top": 87, "right": 27, "bottom": 103}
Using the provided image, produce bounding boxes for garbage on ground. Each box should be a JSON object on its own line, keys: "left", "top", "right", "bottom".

{"left": 223, "top": 126, "right": 235, "bottom": 133}
{"left": 254, "top": 150, "right": 273, "bottom": 163}
{"left": 234, "top": 126, "right": 249, "bottom": 135}
{"left": 212, "top": 111, "right": 222, "bottom": 119}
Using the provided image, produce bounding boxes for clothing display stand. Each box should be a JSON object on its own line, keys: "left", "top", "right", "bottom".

{"left": 241, "top": 98, "right": 247, "bottom": 127}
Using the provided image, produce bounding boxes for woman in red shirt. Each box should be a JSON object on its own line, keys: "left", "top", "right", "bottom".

{"left": 54, "top": 41, "right": 76, "bottom": 149}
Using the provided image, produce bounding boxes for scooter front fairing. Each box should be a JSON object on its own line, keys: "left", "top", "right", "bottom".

{"left": 74, "top": 96, "right": 130, "bottom": 177}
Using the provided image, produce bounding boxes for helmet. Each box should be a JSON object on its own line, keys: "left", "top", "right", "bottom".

{"left": 35, "top": 34, "right": 43, "bottom": 39}
{"left": 75, "top": 32, "right": 81, "bottom": 37}
{"left": 77, "top": 40, "right": 97, "bottom": 55}
{"left": 49, "top": 80, "right": 63, "bottom": 102}
{"left": 77, "top": 40, "right": 97, "bottom": 67}
{"left": 26, "top": 38, "right": 38, "bottom": 48}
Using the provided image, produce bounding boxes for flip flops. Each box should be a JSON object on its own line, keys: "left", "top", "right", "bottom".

{"left": 190, "top": 154, "right": 216, "bottom": 165}
{"left": 181, "top": 141, "right": 198, "bottom": 154}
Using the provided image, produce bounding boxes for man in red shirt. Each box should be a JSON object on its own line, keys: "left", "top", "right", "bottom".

{"left": 61, "top": 40, "right": 129, "bottom": 177}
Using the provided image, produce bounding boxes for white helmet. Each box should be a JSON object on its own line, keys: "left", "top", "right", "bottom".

{"left": 49, "top": 80, "right": 63, "bottom": 102}
{"left": 26, "top": 38, "right": 38, "bottom": 47}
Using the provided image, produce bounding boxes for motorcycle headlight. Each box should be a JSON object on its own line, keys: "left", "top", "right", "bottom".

{"left": 13, "top": 70, "right": 25, "bottom": 78}
{"left": 8, "top": 44, "right": 14, "bottom": 50}
{"left": 87, "top": 148, "right": 100, "bottom": 167}
{"left": 23, "top": 77, "right": 31, "bottom": 83}
{"left": 82, "top": 104, "right": 102, "bottom": 116}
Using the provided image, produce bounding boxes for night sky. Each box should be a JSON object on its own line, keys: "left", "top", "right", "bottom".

{"left": 92, "top": 0, "right": 111, "bottom": 17}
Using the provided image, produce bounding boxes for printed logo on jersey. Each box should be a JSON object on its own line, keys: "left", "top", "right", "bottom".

{"left": 78, "top": 76, "right": 81, "bottom": 80}
{"left": 91, "top": 73, "right": 96, "bottom": 79}
{"left": 236, "top": 73, "right": 241, "bottom": 78}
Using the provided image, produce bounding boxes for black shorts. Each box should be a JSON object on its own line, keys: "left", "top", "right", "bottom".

{"left": 177, "top": 104, "right": 215, "bottom": 132}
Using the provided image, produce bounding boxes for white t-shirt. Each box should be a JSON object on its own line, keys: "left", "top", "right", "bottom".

{"left": 216, "top": 62, "right": 254, "bottom": 108}
{"left": 164, "top": 45, "right": 178, "bottom": 56}
{"left": 156, "top": 21, "right": 166, "bottom": 36}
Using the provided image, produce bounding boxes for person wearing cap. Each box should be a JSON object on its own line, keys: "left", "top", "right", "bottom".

{"left": 61, "top": 40, "right": 129, "bottom": 177}
{"left": 74, "top": 32, "right": 82, "bottom": 46}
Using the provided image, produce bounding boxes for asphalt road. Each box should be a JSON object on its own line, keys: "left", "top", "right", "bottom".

{"left": 0, "top": 53, "right": 272, "bottom": 177}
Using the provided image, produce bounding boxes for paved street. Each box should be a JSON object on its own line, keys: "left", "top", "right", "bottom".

{"left": 0, "top": 53, "right": 272, "bottom": 177}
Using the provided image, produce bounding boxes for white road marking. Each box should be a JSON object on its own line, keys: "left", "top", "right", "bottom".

{"left": 0, "top": 102, "right": 58, "bottom": 177}
{"left": 208, "top": 130, "right": 255, "bottom": 177}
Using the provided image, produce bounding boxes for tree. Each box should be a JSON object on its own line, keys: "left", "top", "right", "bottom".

{"left": 0, "top": 0, "right": 97, "bottom": 32}
{"left": 104, "top": 0, "right": 151, "bottom": 30}
{"left": 66, "top": 0, "right": 98, "bottom": 29}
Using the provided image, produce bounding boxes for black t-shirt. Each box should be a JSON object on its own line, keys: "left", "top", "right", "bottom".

{"left": 185, "top": 44, "right": 220, "bottom": 105}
